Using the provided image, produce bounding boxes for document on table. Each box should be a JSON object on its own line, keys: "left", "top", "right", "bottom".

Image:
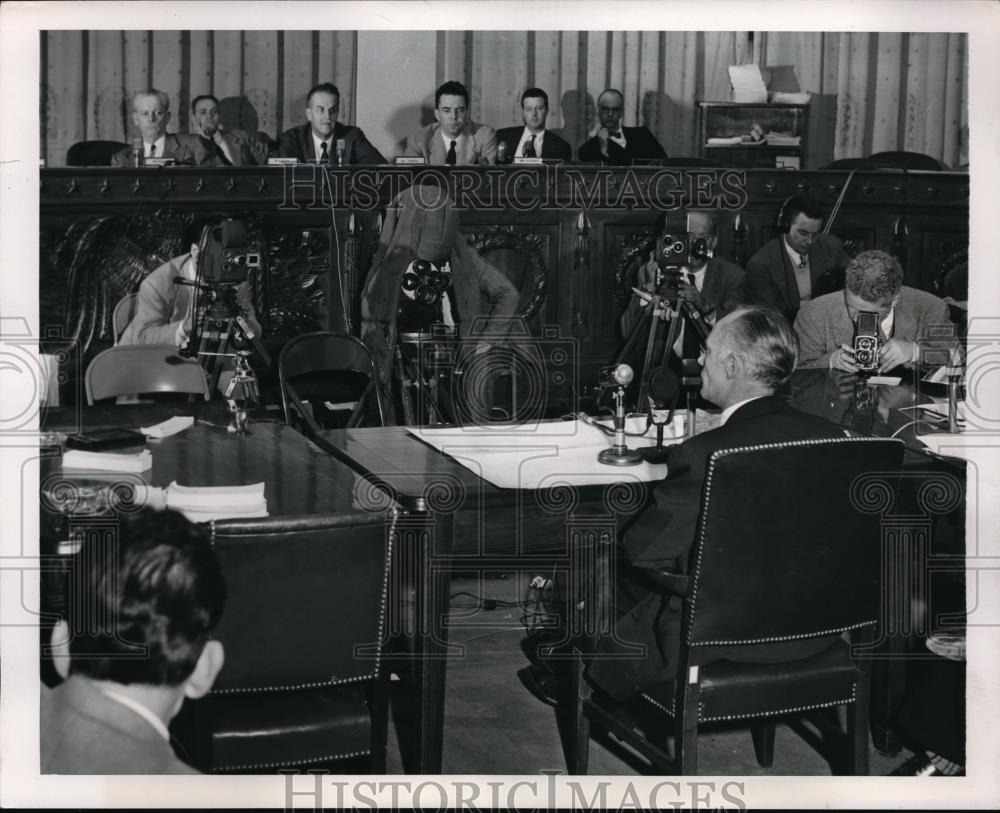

{"left": 62, "top": 448, "right": 152, "bottom": 472}
{"left": 407, "top": 416, "right": 713, "bottom": 489}
{"left": 131, "top": 481, "right": 269, "bottom": 522}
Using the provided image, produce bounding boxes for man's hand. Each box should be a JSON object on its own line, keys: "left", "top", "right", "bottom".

{"left": 677, "top": 279, "right": 707, "bottom": 313}
{"left": 878, "top": 338, "right": 916, "bottom": 373}
{"left": 597, "top": 127, "right": 610, "bottom": 157}
{"left": 175, "top": 316, "right": 192, "bottom": 349}
{"left": 830, "top": 344, "right": 859, "bottom": 373}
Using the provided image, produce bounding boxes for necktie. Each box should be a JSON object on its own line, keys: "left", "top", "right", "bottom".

{"left": 148, "top": 143, "right": 156, "bottom": 158}
{"left": 319, "top": 141, "right": 329, "bottom": 164}
{"left": 523, "top": 135, "right": 536, "bottom": 158}
{"left": 798, "top": 253, "right": 808, "bottom": 268}
{"left": 214, "top": 142, "right": 232, "bottom": 166}
{"left": 446, "top": 140, "right": 457, "bottom": 165}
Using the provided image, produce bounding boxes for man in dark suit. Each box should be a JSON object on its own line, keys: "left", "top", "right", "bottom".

{"left": 495, "top": 87, "right": 572, "bottom": 162}
{"left": 578, "top": 88, "right": 666, "bottom": 165}
{"left": 586, "top": 306, "right": 845, "bottom": 701}
{"left": 274, "top": 82, "right": 386, "bottom": 164}
{"left": 190, "top": 93, "right": 263, "bottom": 165}
{"left": 111, "top": 89, "right": 214, "bottom": 166}
{"left": 745, "top": 194, "right": 852, "bottom": 323}
{"left": 42, "top": 508, "right": 226, "bottom": 773}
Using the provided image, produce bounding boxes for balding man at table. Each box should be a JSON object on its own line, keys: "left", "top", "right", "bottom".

{"left": 111, "top": 89, "right": 214, "bottom": 167}
{"left": 577, "top": 88, "right": 666, "bottom": 165}
{"left": 274, "top": 82, "right": 386, "bottom": 165}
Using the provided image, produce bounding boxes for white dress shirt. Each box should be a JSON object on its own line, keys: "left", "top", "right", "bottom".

{"left": 145, "top": 135, "right": 166, "bottom": 159}
{"left": 311, "top": 132, "right": 333, "bottom": 162}
{"left": 515, "top": 127, "right": 546, "bottom": 157}
{"left": 783, "top": 236, "right": 812, "bottom": 302}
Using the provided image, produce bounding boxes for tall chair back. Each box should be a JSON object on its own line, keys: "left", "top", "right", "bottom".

{"left": 684, "top": 437, "right": 904, "bottom": 651}
{"left": 85, "top": 344, "right": 210, "bottom": 404}
{"left": 65, "top": 140, "right": 128, "bottom": 166}
{"left": 174, "top": 512, "right": 395, "bottom": 773}
{"left": 112, "top": 292, "right": 139, "bottom": 344}
{"left": 278, "top": 332, "right": 386, "bottom": 431}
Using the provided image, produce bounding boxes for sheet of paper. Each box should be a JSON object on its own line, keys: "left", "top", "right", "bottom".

{"left": 728, "top": 64, "right": 768, "bottom": 103}
{"left": 867, "top": 375, "right": 902, "bottom": 386}
{"left": 62, "top": 448, "right": 152, "bottom": 472}
{"left": 140, "top": 415, "right": 195, "bottom": 438}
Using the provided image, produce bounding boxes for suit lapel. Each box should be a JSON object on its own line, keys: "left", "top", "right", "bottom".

{"left": 429, "top": 127, "right": 446, "bottom": 163}
{"left": 808, "top": 238, "right": 827, "bottom": 289}
{"left": 301, "top": 125, "right": 316, "bottom": 160}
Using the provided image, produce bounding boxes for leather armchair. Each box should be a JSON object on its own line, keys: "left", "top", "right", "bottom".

{"left": 172, "top": 512, "right": 395, "bottom": 773}
{"left": 570, "top": 437, "right": 905, "bottom": 775}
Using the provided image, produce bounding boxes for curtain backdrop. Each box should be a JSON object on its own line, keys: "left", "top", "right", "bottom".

{"left": 40, "top": 30, "right": 967, "bottom": 169}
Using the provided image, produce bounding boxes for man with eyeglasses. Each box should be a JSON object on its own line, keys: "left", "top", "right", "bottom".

{"left": 794, "top": 249, "right": 950, "bottom": 373}
{"left": 274, "top": 82, "right": 386, "bottom": 164}
{"left": 578, "top": 88, "right": 666, "bottom": 165}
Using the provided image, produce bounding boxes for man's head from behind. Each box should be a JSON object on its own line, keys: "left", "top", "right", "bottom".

{"left": 700, "top": 306, "right": 798, "bottom": 408}
{"left": 305, "top": 82, "right": 340, "bottom": 140}
{"left": 132, "top": 89, "right": 171, "bottom": 143}
{"left": 52, "top": 507, "right": 226, "bottom": 709}
{"left": 521, "top": 87, "right": 550, "bottom": 133}
{"left": 597, "top": 89, "right": 624, "bottom": 133}
{"left": 844, "top": 250, "right": 904, "bottom": 322}
{"left": 191, "top": 94, "right": 221, "bottom": 138}
{"left": 779, "top": 194, "right": 824, "bottom": 256}
{"left": 435, "top": 81, "right": 470, "bottom": 138}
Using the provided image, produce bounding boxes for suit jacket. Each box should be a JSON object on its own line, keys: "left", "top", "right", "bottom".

{"left": 794, "top": 285, "right": 951, "bottom": 369}
{"left": 41, "top": 676, "right": 198, "bottom": 774}
{"left": 402, "top": 122, "right": 497, "bottom": 165}
{"left": 110, "top": 133, "right": 214, "bottom": 167}
{"left": 578, "top": 125, "right": 667, "bottom": 165}
{"left": 119, "top": 254, "right": 261, "bottom": 346}
{"left": 201, "top": 129, "right": 263, "bottom": 166}
{"left": 745, "top": 234, "right": 851, "bottom": 323}
{"left": 494, "top": 126, "right": 572, "bottom": 161}
{"left": 620, "top": 256, "right": 746, "bottom": 339}
{"left": 274, "top": 122, "right": 386, "bottom": 164}
{"left": 586, "top": 395, "right": 846, "bottom": 700}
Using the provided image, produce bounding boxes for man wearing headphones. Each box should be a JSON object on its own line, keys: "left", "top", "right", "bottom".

{"left": 745, "top": 194, "right": 851, "bottom": 323}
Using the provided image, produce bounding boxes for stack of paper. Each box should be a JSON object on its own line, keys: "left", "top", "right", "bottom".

{"left": 728, "top": 64, "right": 768, "bottom": 103}
{"left": 62, "top": 448, "right": 152, "bottom": 472}
{"left": 769, "top": 91, "right": 811, "bottom": 104}
{"left": 164, "top": 481, "right": 268, "bottom": 522}
{"left": 141, "top": 416, "right": 195, "bottom": 439}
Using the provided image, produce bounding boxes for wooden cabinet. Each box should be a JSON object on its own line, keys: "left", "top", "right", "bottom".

{"left": 698, "top": 101, "right": 809, "bottom": 169}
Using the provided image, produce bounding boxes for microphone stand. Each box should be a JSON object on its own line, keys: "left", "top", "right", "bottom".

{"left": 597, "top": 385, "right": 643, "bottom": 466}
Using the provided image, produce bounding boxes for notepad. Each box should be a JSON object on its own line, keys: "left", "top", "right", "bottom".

{"left": 62, "top": 448, "right": 152, "bottom": 472}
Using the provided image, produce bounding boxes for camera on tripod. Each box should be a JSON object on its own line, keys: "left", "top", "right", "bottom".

{"left": 852, "top": 311, "right": 881, "bottom": 376}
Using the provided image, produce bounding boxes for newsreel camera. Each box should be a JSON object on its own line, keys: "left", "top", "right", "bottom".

{"left": 178, "top": 218, "right": 270, "bottom": 434}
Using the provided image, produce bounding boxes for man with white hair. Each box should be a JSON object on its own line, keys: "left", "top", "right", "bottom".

{"left": 111, "top": 88, "right": 214, "bottom": 166}
{"left": 585, "top": 306, "right": 845, "bottom": 701}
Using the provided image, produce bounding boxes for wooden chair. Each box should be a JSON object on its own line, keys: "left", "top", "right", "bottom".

{"left": 570, "top": 437, "right": 905, "bottom": 775}
{"left": 172, "top": 512, "right": 395, "bottom": 773}
{"left": 84, "top": 344, "right": 210, "bottom": 404}
{"left": 112, "top": 292, "right": 139, "bottom": 344}
{"left": 65, "top": 140, "right": 128, "bottom": 166}
{"left": 278, "top": 331, "right": 386, "bottom": 432}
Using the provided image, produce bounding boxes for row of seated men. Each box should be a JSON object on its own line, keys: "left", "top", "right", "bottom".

{"left": 117, "top": 190, "right": 953, "bottom": 383}
{"left": 108, "top": 81, "right": 666, "bottom": 167}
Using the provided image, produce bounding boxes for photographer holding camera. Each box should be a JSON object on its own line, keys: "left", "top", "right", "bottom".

{"left": 794, "top": 250, "right": 950, "bottom": 374}
{"left": 119, "top": 225, "right": 261, "bottom": 349}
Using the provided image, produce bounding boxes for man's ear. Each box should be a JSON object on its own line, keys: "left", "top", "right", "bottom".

{"left": 163, "top": 110, "right": 172, "bottom": 129}
{"left": 184, "top": 640, "right": 225, "bottom": 700}
{"left": 723, "top": 350, "right": 740, "bottom": 380}
{"left": 50, "top": 620, "right": 71, "bottom": 680}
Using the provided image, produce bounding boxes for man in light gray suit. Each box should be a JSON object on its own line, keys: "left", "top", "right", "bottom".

{"left": 402, "top": 81, "right": 496, "bottom": 165}
{"left": 794, "top": 249, "right": 951, "bottom": 373}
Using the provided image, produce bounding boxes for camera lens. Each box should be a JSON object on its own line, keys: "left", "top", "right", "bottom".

{"left": 401, "top": 271, "right": 420, "bottom": 291}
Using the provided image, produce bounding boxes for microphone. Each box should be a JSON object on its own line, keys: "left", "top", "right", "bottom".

{"left": 597, "top": 363, "right": 634, "bottom": 389}
{"left": 597, "top": 363, "right": 642, "bottom": 467}
{"left": 638, "top": 367, "right": 681, "bottom": 464}
{"left": 681, "top": 359, "right": 701, "bottom": 439}
{"left": 131, "top": 136, "right": 144, "bottom": 167}
{"left": 335, "top": 138, "right": 346, "bottom": 166}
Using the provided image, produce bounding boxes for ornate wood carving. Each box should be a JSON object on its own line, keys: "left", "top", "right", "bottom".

{"left": 466, "top": 225, "right": 549, "bottom": 322}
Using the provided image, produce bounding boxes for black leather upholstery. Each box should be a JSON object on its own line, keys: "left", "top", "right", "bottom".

{"left": 172, "top": 511, "right": 394, "bottom": 772}
{"left": 278, "top": 332, "right": 386, "bottom": 432}
{"left": 571, "top": 437, "right": 905, "bottom": 775}
{"left": 66, "top": 140, "right": 128, "bottom": 166}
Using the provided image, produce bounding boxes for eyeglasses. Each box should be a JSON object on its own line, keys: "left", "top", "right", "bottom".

{"left": 599, "top": 106, "right": 622, "bottom": 114}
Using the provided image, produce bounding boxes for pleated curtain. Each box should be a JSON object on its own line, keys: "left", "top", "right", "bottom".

{"left": 41, "top": 29, "right": 967, "bottom": 169}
